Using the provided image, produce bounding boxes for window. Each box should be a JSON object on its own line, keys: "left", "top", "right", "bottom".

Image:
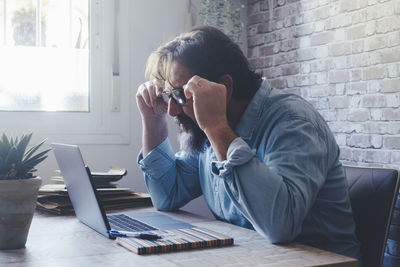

{"left": 0, "top": 0, "right": 89, "bottom": 112}
{"left": 0, "top": 0, "right": 130, "bottom": 144}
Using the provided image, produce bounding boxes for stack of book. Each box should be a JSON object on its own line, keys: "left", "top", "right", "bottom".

{"left": 36, "top": 167, "right": 152, "bottom": 215}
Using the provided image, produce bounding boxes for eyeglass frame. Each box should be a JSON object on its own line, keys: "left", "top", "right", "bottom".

{"left": 161, "top": 87, "right": 186, "bottom": 106}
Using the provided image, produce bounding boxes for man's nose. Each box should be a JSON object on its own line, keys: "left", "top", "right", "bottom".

{"left": 167, "top": 98, "right": 182, "bottom": 116}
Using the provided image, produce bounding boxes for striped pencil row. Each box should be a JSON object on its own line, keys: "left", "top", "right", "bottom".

{"left": 116, "top": 227, "right": 234, "bottom": 255}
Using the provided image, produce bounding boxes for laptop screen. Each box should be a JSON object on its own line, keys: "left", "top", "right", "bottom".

{"left": 52, "top": 143, "right": 111, "bottom": 237}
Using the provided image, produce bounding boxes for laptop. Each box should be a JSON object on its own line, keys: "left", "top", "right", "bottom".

{"left": 51, "top": 143, "right": 194, "bottom": 239}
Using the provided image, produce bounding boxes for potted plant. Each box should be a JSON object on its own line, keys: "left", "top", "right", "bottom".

{"left": 0, "top": 133, "right": 50, "bottom": 250}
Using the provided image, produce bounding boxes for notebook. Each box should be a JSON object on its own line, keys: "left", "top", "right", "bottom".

{"left": 51, "top": 143, "right": 234, "bottom": 254}
{"left": 116, "top": 227, "right": 234, "bottom": 255}
{"left": 51, "top": 143, "right": 194, "bottom": 238}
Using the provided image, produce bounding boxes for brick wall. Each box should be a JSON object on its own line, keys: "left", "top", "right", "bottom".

{"left": 247, "top": 0, "right": 400, "bottom": 168}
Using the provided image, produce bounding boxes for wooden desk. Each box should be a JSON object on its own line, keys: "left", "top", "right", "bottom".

{"left": 0, "top": 207, "right": 358, "bottom": 267}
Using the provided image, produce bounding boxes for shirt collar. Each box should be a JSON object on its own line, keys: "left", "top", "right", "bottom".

{"left": 235, "top": 78, "right": 271, "bottom": 141}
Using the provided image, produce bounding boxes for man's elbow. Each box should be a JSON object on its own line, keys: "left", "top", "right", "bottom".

{"left": 257, "top": 223, "right": 300, "bottom": 244}
{"left": 151, "top": 198, "right": 180, "bottom": 211}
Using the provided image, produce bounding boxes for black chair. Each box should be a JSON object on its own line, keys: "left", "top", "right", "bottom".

{"left": 344, "top": 166, "right": 400, "bottom": 267}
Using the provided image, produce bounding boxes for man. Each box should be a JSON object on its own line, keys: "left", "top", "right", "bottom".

{"left": 136, "top": 26, "right": 360, "bottom": 259}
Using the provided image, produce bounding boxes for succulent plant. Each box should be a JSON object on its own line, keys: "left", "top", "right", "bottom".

{"left": 0, "top": 133, "right": 50, "bottom": 180}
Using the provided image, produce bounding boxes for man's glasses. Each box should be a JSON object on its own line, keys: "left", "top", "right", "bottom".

{"left": 161, "top": 87, "right": 186, "bottom": 106}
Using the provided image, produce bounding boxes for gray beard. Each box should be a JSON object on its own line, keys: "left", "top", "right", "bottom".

{"left": 175, "top": 116, "right": 207, "bottom": 155}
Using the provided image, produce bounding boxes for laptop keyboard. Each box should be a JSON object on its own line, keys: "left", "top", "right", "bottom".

{"left": 107, "top": 214, "right": 157, "bottom": 232}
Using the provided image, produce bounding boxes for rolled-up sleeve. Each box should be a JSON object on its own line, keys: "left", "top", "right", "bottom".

{"left": 138, "top": 138, "right": 202, "bottom": 211}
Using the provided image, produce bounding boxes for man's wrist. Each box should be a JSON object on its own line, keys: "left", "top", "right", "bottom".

{"left": 205, "top": 122, "right": 237, "bottom": 161}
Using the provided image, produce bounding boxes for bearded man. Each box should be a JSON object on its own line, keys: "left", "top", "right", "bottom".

{"left": 136, "top": 26, "right": 360, "bottom": 260}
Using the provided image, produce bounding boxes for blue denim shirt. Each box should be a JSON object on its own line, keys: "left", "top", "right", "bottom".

{"left": 138, "top": 78, "right": 360, "bottom": 259}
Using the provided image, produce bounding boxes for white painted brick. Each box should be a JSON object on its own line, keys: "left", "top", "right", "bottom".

{"left": 383, "top": 136, "right": 400, "bottom": 149}
{"left": 365, "top": 5, "right": 381, "bottom": 20}
{"left": 325, "top": 14, "right": 352, "bottom": 30}
{"left": 310, "top": 85, "right": 335, "bottom": 97}
{"left": 380, "top": 47, "right": 400, "bottom": 63}
{"left": 313, "top": 6, "right": 331, "bottom": 20}
{"left": 329, "top": 70, "right": 350, "bottom": 83}
{"left": 387, "top": 64, "right": 399, "bottom": 78}
{"left": 382, "top": 108, "right": 400, "bottom": 120}
{"left": 391, "top": 151, "right": 400, "bottom": 165}
{"left": 376, "top": 16, "right": 400, "bottom": 33}
{"left": 364, "top": 35, "right": 387, "bottom": 51}
{"left": 386, "top": 93, "right": 400, "bottom": 107}
{"left": 380, "top": 79, "right": 400, "bottom": 93}
{"left": 346, "top": 25, "right": 366, "bottom": 40}
{"left": 370, "top": 108, "right": 383, "bottom": 120}
{"left": 340, "top": 0, "right": 361, "bottom": 12}
{"left": 281, "top": 63, "right": 300, "bottom": 75}
{"left": 352, "top": 40, "right": 364, "bottom": 53}
{"left": 334, "top": 56, "right": 349, "bottom": 69}
{"left": 337, "top": 109, "right": 350, "bottom": 120}
{"left": 315, "top": 21, "right": 326, "bottom": 32}
{"left": 377, "top": 1, "right": 396, "bottom": 17}
{"left": 334, "top": 28, "right": 346, "bottom": 41}
{"left": 330, "top": 96, "right": 350, "bottom": 108}
{"left": 328, "top": 121, "right": 363, "bottom": 133}
{"left": 368, "top": 80, "right": 381, "bottom": 93}
{"left": 361, "top": 94, "right": 386, "bottom": 107}
{"left": 365, "top": 150, "right": 391, "bottom": 164}
{"left": 298, "top": 36, "right": 311, "bottom": 48}
{"left": 387, "top": 31, "right": 400, "bottom": 47}
{"left": 350, "top": 95, "right": 362, "bottom": 107}
{"left": 294, "top": 74, "right": 317, "bottom": 86}
{"left": 350, "top": 70, "right": 362, "bottom": 82}
{"left": 371, "top": 135, "right": 383, "bottom": 148}
{"left": 247, "top": 0, "right": 399, "bottom": 168}
{"left": 297, "top": 48, "right": 316, "bottom": 61}
{"left": 301, "top": 63, "right": 311, "bottom": 73}
{"left": 362, "top": 66, "right": 386, "bottom": 80}
{"left": 396, "top": 0, "right": 400, "bottom": 14}
{"left": 347, "top": 109, "right": 370, "bottom": 121}
{"left": 348, "top": 134, "right": 377, "bottom": 148}
{"left": 365, "top": 21, "right": 376, "bottom": 36}
{"left": 317, "top": 72, "right": 328, "bottom": 84}
{"left": 362, "top": 122, "right": 400, "bottom": 134}
{"left": 310, "top": 59, "right": 333, "bottom": 72}
{"left": 295, "top": 24, "right": 315, "bottom": 37}
{"left": 270, "top": 78, "right": 287, "bottom": 89}
{"left": 347, "top": 82, "right": 368, "bottom": 95}
{"left": 302, "top": 0, "right": 320, "bottom": 11}
{"left": 351, "top": 9, "right": 367, "bottom": 25}
{"left": 248, "top": 25, "right": 258, "bottom": 37}
{"left": 280, "top": 39, "right": 298, "bottom": 52}
{"left": 329, "top": 42, "right": 352, "bottom": 56}
{"left": 336, "top": 83, "right": 346, "bottom": 95}
{"left": 319, "top": 0, "right": 330, "bottom": 6}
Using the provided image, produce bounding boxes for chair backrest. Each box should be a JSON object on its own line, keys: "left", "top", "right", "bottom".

{"left": 344, "top": 166, "right": 400, "bottom": 267}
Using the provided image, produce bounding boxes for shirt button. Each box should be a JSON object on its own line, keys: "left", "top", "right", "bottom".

{"left": 214, "top": 186, "right": 218, "bottom": 192}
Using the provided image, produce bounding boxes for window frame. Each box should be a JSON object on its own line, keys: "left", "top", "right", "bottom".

{"left": 0, "top": 0, "right": 131, "bottom": 145}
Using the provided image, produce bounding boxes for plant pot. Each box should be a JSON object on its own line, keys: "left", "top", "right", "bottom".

{"left": 0, "top": 177, "right": 42, "bottom": 250}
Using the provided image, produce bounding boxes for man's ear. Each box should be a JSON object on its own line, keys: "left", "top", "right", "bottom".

{"left": 219, "top": 74, "right": 233, "bottom": 101}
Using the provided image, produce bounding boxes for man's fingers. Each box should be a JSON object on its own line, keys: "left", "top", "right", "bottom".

{"left": 141, "top": 87, "right": 152, "bottom": 107}
{"left": 184, "top": 75, "right": 204, "bottom": 99}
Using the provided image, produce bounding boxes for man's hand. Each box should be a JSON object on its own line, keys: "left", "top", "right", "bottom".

{"left": 136, "top": 80, "right": 168, "bottom": 157}
{"left": 183, "top": 76, "right": 229, "bottom": 134}
{"left": 184, "top": 75, "right": 237, "bottom": 161}
{"left": 136, "top": 80, "right": 167, "bottom": 121}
